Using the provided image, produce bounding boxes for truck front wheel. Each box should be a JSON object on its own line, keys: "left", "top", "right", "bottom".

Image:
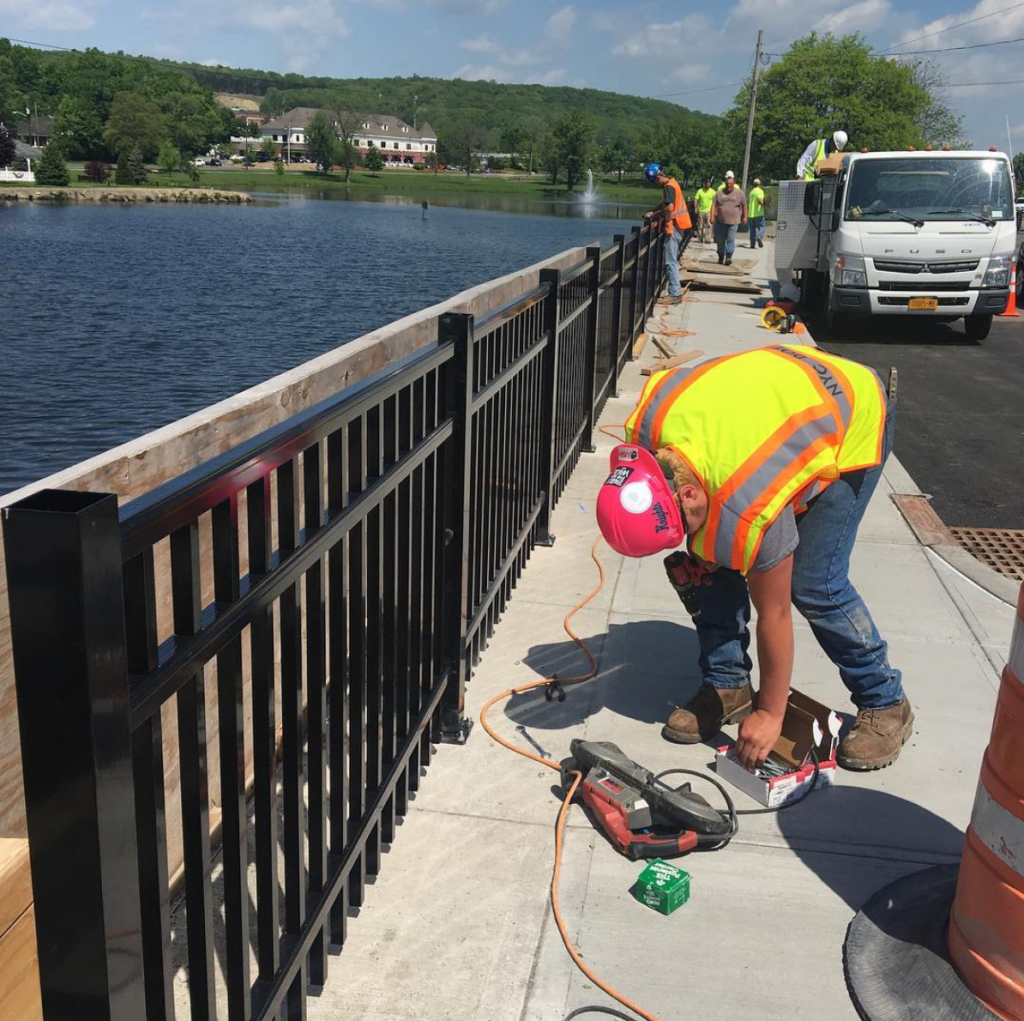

{"left": 964, "top": 314, "right": 993, "bottom": 342}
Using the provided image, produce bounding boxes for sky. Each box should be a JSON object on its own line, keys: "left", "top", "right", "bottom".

{"left": 4, "top": 0, "right": 1024, "bottom": 150}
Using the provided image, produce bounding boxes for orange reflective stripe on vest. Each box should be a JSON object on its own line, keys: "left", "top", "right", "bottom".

{"left": 665, "top": 178, "right": 693, "bottom": 234}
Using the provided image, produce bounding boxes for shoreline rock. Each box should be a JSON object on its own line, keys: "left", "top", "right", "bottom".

{"left": 0, "top": 186, "right": 253, "bottom": 204}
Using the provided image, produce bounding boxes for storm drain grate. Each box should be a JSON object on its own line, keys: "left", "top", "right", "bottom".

{"left": 949, "top": 527, "right": 1024, "bottom": 583}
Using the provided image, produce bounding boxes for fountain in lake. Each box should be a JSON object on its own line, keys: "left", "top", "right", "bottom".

{"left": 580, "top": 168, "right": 598, "bottom": 204}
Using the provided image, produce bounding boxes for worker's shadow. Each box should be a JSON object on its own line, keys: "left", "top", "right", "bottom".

{"left": 771, "top": 783, "right": 964, "bottom": 911}
{"left": 505, "top": 618, "right": 702, "bottom": 731}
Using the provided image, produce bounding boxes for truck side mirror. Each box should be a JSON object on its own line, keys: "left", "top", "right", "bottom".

{"left": 803, "top": 180, "right": 822, "bottom": 215}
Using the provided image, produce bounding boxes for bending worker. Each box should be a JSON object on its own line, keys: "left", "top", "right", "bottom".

{"left": 643, "top": 163, "right": 692, "bottom": 305}
{"left": 596, "top": 344, "right": 912, "bottom": 772}
{"left": 797, "top": 129, "right": 848, "bottom": 180}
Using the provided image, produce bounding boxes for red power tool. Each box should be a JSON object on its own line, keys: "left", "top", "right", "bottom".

{"left": 562, "top": 740, "right": 734, "bottom": 860}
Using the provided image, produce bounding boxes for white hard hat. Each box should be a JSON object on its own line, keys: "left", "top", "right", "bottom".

{"left": 725, "top": 170, "right": 735, "bottom": 179}
{"left": 833, "top": 130, "right": 849, "bottom": 150}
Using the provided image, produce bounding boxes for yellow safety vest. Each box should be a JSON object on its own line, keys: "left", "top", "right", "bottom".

{"left": 625, "top": 345, "right": 886, "bottom": 574}
{"left": 804, "top": 138, "right": 828, "bottom": 180}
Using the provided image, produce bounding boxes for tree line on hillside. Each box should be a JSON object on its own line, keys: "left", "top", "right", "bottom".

{"left": 0, "top": 34, "right": 967, "bottom": 191}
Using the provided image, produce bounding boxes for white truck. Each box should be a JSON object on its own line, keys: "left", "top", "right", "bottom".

{"left": 775, "top": 149, "right": 1016, "bottom": 341}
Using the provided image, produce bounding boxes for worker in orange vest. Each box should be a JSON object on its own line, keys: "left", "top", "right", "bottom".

{"left": 597, "top": 345, "right": 912, "bottom": 772}
{"left": 643, "top": 163, "right": 692, "bottom": 305}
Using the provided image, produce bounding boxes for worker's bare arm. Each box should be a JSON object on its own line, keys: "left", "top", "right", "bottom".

{"left": 735, "top": 554, "right": 795, "bottom": 769}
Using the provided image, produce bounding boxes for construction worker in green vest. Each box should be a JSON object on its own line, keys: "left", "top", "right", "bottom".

{"left": 694, "top": 179, "right": 716, "bottom": 243}
{"left": 797, "top": 130, "right": 848, "bottom": 180}
{"left": 747, "top": 179, "right": 766, "bottom": 248}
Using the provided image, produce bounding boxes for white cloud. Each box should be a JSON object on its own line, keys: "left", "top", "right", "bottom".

{"left": 459, "top": 34, "right": 499, "bottom": 52}
{"left": 0, "top": 0, "right": 103, "bottom": 30}
{"left": 368, "top": 0, "right": 506, "bottom": 12}
{"left": 545, "top": 5, "right": 577, "bottom": 45}
{"left": 612, "top": 15, "right": 712, "bottom": 59}
{"left": 538, "top": 68, "right": 569, "bottom": 85}
{"left": 664, "top": 63, "right": 711, "bottom": 87}
{"left": 454, "top": 62, "right": 514, "bottom": 82}
{"left": 815, "top": 0, "right": 890, "bottom": 36}
{"left": 200, "top": 58, "right": 228, "bottom": 66}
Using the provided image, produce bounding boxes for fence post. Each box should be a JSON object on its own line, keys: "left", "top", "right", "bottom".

{"left": 627, "top": 226, "right": 641, "bottom": 359}
{"left": 582, "top": 245, "right": 602, "bottom": 455}
{"left": 438, "top": 312, "right": 475, "bottom": 744}
{"left": 637, "top": 224, "right": 650, "bottom": 339}
{"left": 610, "top": 234, "right": 626, "bottom": 398}
{"left": 3, "top": 489, "right": 146, "bottom": 1021}
{"left": 536, "top": 268, "right": 561, "bottom": 547}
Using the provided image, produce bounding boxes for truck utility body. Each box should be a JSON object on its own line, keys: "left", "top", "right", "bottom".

{"left": 776, "top": 150, "right": 1015, "bottom": 341}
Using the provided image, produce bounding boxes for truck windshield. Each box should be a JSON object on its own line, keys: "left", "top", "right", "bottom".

{"left": 844, "top": 157, "right": 1012, "bottom": 224}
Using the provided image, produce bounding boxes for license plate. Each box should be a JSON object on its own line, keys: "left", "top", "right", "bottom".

{"left": 908, "top": 297, "right": 938, "bottom": 311}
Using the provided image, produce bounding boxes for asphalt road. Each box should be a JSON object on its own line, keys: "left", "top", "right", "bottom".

{"left": 810, "top": 310, "right": 1024, "bottom": 530}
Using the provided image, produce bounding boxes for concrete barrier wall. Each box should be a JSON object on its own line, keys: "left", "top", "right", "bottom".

{"left": 0, "top": 241, "right": 599, "bottom": 882}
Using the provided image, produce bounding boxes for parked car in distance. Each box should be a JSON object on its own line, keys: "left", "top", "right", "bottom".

{"left": 255, "top": 155, "right": 268, "bottom": 163}
{"left": 191, "top": 158, "right": 205, "bottom": 166}
{"left": 206, "top": 159, "right": 222, "bottom": 166}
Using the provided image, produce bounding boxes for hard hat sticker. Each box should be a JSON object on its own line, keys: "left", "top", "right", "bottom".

{"left": 605, "top": 466, "right": 634, "bottom": 488}
{"left": 617, "top": 447, "right": 640, "bottom": 462}
{"left": 620, "top": 481, "right": 653, "bottom": 513}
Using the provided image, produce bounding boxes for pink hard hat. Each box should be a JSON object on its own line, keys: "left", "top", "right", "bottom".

{"left": 596, "top": 444, "right": 685, "bottom": 557}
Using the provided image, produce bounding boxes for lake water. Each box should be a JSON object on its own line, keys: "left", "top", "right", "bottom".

{"left": 0, "top": 191, "right": 643, "bottom": 495}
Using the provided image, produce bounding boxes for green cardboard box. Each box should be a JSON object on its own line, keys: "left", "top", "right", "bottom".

{"left": 635, "top": 858, "right": 690, "bottom": 915}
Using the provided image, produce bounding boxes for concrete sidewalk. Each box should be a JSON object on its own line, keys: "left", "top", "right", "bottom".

{"left": 307, "top": 235, "right": 1018, "bottom": 1021}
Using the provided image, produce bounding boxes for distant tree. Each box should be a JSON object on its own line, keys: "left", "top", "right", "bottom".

{"left": 275, "top": 157, "right": 286, "bottom": 176}
{"left": 331, "top": 107, "right": 365, "bottom": 182}
{"left": 53, "top": 95, "right": 104, "bottom": 160}
{"left": 36, "top": 143, "right": 70, "bottom": 186}
{"left": 426, "top": 150, "right": 439, "bottom": 175}
{"left": 157, "top": 140, "right": 182, "bottom": 174}
{"left": 365, "top": 145, "right": 384, "bottom": 176}
{"left": 305, "top": 111, "right": 340, "bottom": 174}
{"left": 553, "top": 111, "right": 595, "bottom": 191}
{"left": 83, "top": 160, "right": 109, "bottom": 183}
{"left": 539, "top": 131, "right": 559, "bottom": 184}
{"left": 0, "top": 122, "right": 15, "bottom": 167}
{"left": 1014, "top": 153, "right": 1024, "bottom": 190}
{"left": 442, "top": 121, "right": 484, "bottom": 179}
{"left": 104, "top": 92, "right": 166, "bottom": 160}
{"left": 599, "top": 138, "right": 634, "bottom": 183}
{"left": 261, "top": 136, "right": 277, "bottom": 158}
{"left": 115, "top": 146, "right": 148, "bottom": 186}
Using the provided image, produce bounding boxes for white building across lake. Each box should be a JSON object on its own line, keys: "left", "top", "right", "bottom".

{"left": 261, "top": 108, "right": 438, "bottom": 165}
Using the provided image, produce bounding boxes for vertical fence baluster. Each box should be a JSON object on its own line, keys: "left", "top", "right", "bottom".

{"left": 303, "top": 441, "right": 329, "bottom": 989}
{"left": 4, "top": 490, "right": 146, "bottom": 1021}
{"left": 169, "top": 519, "right": 217, "bottom": 1021}
{"left": 347, "top": 415, "right": 368, "bottom": 907}
{"left": 211, "top": 493, "right": 251, "bottom": 1021}
{"left": 537, "top": 269, "right": 561, "bottom": 546}
{"left": 583, "top": 246, "right": 602, "bottom": 454}
{"left": 365, "top": 404, "right": 384, "bottom": 875}
{"left": 611, "top": 235, "right": 626, "bottom": 395}
{"left": 381, "top": 396, "right": 399, "bottom": 844}
{"left": 409, "top": 377, "right": 426, "bottom": 787}
{"left": 394, "top": 385, "right": 413, "bottom": 818}
{"left": 326, "top": 426, "right": 349, "bottom": 949}
{"left": 278, "top": 457, "right": 307, "bottom": 991}
{"left": 124, "top": 549, "right": 174, "bottom": 1021}
{"left": 438, "top": 312, "right": 475, "bottom": 742}
{"left": 246, "top": 474, "right": 281, "bottom": 998}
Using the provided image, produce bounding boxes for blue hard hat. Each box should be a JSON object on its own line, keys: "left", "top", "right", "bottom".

{"left": 644, "top": 163, "right": 662, "bottom": 182}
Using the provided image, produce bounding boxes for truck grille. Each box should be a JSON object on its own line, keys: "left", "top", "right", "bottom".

{"left": 878, "top": 296, "right": 970, "bottom": 307}
{"left": 876, "top": 281, "right": 970, "bottom": 292}
{"left": 873, "top": 259, "right": 979, "bottom": 274}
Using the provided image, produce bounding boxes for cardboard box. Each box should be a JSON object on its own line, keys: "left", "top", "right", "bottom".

{"left": 815, "top": 152, "right": 845, "bottom": 176}
{"left": 714, "top": 689, "right": 841, "bottom": 807}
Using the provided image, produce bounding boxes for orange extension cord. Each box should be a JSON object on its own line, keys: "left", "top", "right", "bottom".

{"left": 480, "top": 517, "right": 665, "bottom": 1021}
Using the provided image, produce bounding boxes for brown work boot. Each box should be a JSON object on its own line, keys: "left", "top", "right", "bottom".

{"left": 837, "top": 699, "right": 914, "bottom": 771}
{"left": 660, "top": 294, "right": 682, "bottom": 305}
{"left": 662, "top": 682, "right": 754, "bottom": 744}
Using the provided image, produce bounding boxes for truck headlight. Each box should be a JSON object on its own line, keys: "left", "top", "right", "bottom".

{"left": 983, "top": 256, "right": 1011, "bottom": 288}
{"left": 836, "top": 255, "right": 866, "bottom": 288}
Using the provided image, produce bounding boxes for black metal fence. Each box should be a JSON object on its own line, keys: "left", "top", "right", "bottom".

{"left": 3, "top": 222, "right": 665, "bottom": 1021}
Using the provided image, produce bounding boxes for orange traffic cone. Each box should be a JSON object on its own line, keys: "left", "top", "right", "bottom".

{"left": 947, "top": 583, "right": 1024, "bottom": 1019}
{"left": 1000, "top": 264, "right": 1020, "bottom": 317}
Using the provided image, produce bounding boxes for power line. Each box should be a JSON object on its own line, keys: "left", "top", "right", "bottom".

{"left": 946, "top": 77, "right": 1024, "bottom": 87}
{"left": 651, "top": 81, "right": 745, "bottom": 98}
{"left": 874, "top": 0, "right": 1024, "bottom": 55}
{"left": 884, "top": 34, "right": 1024, "bottom": 56}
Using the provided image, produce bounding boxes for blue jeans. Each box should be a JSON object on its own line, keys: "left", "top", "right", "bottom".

{"left": 748, "top": 216, "right": 765, "bottom": 244}
{"left": 665, "top": 229, "right": 685, "bottom": 296}
{"left": 695, "top": 398, "right": 904, "bottom": 711}
{"left": 713, "top": 221, "right": 738, "bottom": 259}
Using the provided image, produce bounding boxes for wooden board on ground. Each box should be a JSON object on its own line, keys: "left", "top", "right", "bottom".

{"left": 0, "top": 839, "right": 41, "bottom": 1021}
{"left": 681, "top": 258, "right": 754, "bottom": 276}
{"left": 633, "top": 332, "right": 650, "bottom": 358}
{"left": 650, "top": 334, "right": 676, "bottom": 359}
{"left": 641, "top": 349, "right": 704, "bottom": 375}
{"left": 680, "top": 273, "right": 763, "bottom": 294}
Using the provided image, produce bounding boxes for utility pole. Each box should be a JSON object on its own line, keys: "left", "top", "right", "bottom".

{"left": 741, "top": 28, "right": 764, "bottom": 193}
